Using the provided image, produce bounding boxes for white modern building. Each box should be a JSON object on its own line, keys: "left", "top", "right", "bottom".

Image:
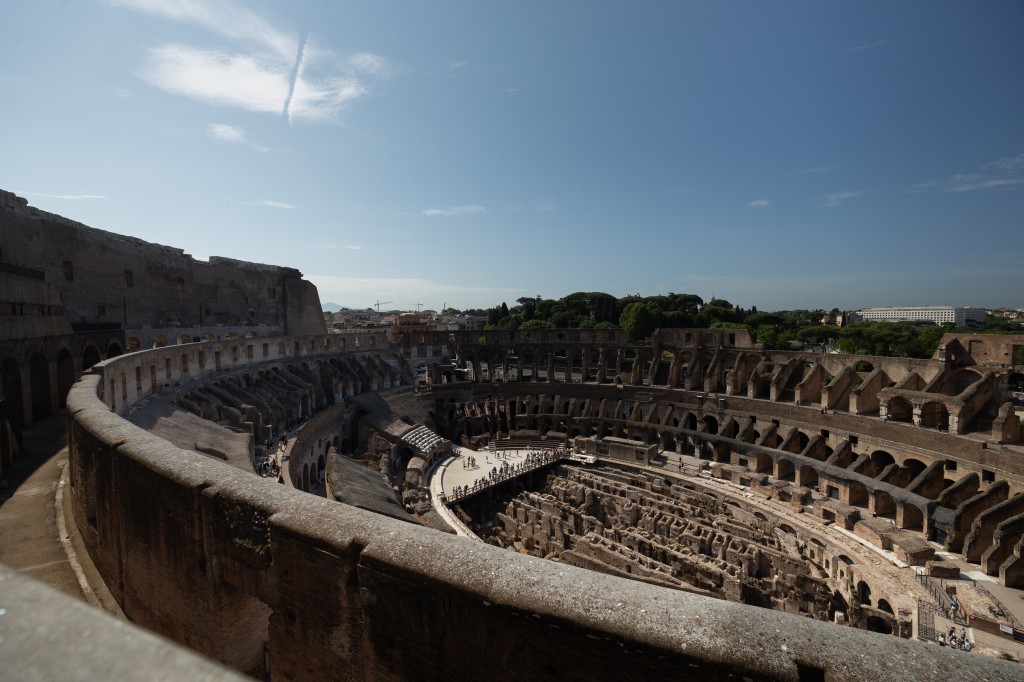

{"left": 848, "top": 306, "right": 986, "bottom": 327}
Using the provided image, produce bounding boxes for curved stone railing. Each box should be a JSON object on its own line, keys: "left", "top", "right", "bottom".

{"left": 66, "top": 339, "right": 1024, "bottom": 680}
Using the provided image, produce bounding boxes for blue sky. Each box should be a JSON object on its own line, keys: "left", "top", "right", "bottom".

{"left": 2, "top": 1, "right": 1022, "bottom": 312}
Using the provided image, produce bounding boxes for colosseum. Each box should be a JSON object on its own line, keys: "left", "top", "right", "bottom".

{"left": 1, "top": 188, "right": 1023, "bottom": 680}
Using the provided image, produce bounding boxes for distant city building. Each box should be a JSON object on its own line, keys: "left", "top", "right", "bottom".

{"left": 848, "top": 306, "right": 985, "bottom": 327}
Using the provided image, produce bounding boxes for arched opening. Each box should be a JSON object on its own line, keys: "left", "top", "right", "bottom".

{"left": 702, "top": 415, "right": 719, "bottom": 435}
{"left": 1, "top": 357, "right": 24, "bottom": 431}
{"left": 919, "top": 401, "right": 949, "bottom": 430}
{"left": 106, "top": 342, "right": 123, "bottom": 358}
{"left": 56, "top": 349, "right": 75, "bottom": 408}
{"left": 29, "top": 353, "right": 52, "bottom": 421}
{"left": 901, "top": 503, "right": 924, "bottom": 531}
{"left": 797, "top": 464, "right": 818, "bottom": 488}
{"left": 903, "top": 458, "right": 926, "bottom": 480}
{"left": 857, "top": 580, "right": 872, "bottom": 607}
{"left": 153, "top": 335, "right": 168, "bottom": 348}
{"left": 870, "top": 450, "right": 895, "bottom": 476}
{"left": 865, "top": 615, "right": 893, "bottom": 635}
{"left": 126, "top": 337, "right": 142, "bottom": 352}
{"left": 82, "top": 345, "right": 101, "bottom": 370}
{"left": 855, "top": 360, "right": 875, "bottom": 374}
{"left": 755, "top": 452, "right": 773, "bottom": 474}
{"left": 848, "top": 480, "right": 869, "bottom": 508}
{"left": 873, "top": 489, "right": 897, "bottom": 518}
{"left": 886, "top": 396, "right": 913, "bottom": 423}
{"left": 683, "top": 413, "right": 697, "bottom": 431}
{"left": 951, "top": 368, "right": 982, "bottom": 394}
{"left": 777, "top": 458, "right": 795, "bottom": 483}
{"left": 877, "top": 599, "right": 894, "bottom": 615}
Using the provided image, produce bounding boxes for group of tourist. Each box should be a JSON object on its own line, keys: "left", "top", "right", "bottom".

{"left": 257, "top": 456, "right": 281, "bottom": 480}
{"left": 937, "top": 626, "right": 973, "bottom": 652}
{"left": 447, "top": 446, "right": 565, "bottom": 501}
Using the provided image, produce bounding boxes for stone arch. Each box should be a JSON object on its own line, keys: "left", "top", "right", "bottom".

{"left": 702, "top": 415, "right": 718, "bottom": 435}
{"left": 877, "top": 599, "right": 894, "bottom": 615}
{"left": 202, "top": 331, "right": 217, "bottom": 342}
{"left": 755, "top": 452, "right": 773, "bottom": 474}
{"left": 245, "top": 331, "right": 259, "bottom": 338}
{"left": 834, "top": 554, "right": 854, "bottom": 581}
{"left": 870, "top": 450, "right": 895, "bottom": 475}
{"left": 126, "top": 336, "right": 142, "bottom": 351}
{"left": 152, "top": 335, "right": 168, "bottom": 348}
{"left": 29, "top": 353, "right": 52, "bottom": 421}
{"left": 865, "top": 615, "right": 893, "bottom": 635}
{"left": 0, "top": 419, "right": 16, "bottom": 468}
{"left": 797, "top": 464, "right": 818, "bottom": 488}
{"left": 1, "top": 357, "right": 24, "bottom": 431}
{"left": 848, "top": 480, "right": 869, "bottom": 508}
{"left": 56, "top": 348, "right": 75, "bottom": 408}
{"left": 951, "top": 368, "right": 982, "bottom": 394}
{"left": 856, "top": 580, "right": 872, "bottom": 607}
{"left": 873, "top": 489, "right": 897, "bottom": 518}
{"left": 886, "top": 396, "right": 913, "bottom": 423}
{"left": 902, "top": 458, "right": 926, "bottom": 479}
{"left": 682, "top": 413, "right": 697, "bottom": 431}
{"left": 82, "top": 345, "right": 101, "bottom": 370}
{"left": 919, "top": 401, "right": 948, "bottom": 430}
{"left": 106, "top": 341, "right": 123, "bottom": 359}
{"left": 901, "top": 503, "right": 924, "bottom": 531}
{"left": 777, "top": 458, "right": 795, "bottom": 483}
{"left": 177, "top": 333, "right": 192, "bottom": 345}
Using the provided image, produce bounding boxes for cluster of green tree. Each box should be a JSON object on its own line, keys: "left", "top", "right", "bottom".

{"left": 478, "top": 293, "right": 1020, "bottom": 357}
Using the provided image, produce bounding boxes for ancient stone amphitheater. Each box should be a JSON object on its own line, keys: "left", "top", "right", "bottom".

{"left": 2, "top": 190, "right": 1023, "bottom": 680}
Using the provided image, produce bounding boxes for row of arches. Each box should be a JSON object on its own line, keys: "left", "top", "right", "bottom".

{"left": 1, "top": 339, "right": 122, "bottom": 431}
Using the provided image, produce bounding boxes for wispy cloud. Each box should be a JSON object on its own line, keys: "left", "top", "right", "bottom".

{"left": 256, "top": 200, "right": 294, "bottom": 209}
{"left": 116, "top": 0, "right": 389, "bottom": 124}
{"left": 506, "top": 86, "right": 526, "bottom": 93}
{"left": 669, "top": 186, "right": 698, "bottom": 195}
{"left": 535, "top": 202, "right": 554, "bottom": 213}
{"left": 984, "top": 153, "right": 1024, "bottom": 172}
{"left": 746, "top": 199, "right": 770, "bottom": 209}
{"left": 449, "top": 60, "right": 469, "bottom": 77}
{"left": 910, "top": 153, "right": 1024, "bottom": 194}
{"left": 789, "top": 164, "right": 843, "bottom": 175}
{"left": 207, "top": 123, "right": 268, "bottom": 152}
{"left": 422, "top": 205, "right": 487, "bottom": 217}
{"left": 110, "top": 0, "right": 296, "bottom": 58}
{"left": 23, "top": 192, "right": 107, "bottom": 200}
{"left": 947, "top": 178, "right": 1024, "bottom": 193}
{"left": 848, "top": 39, "right": 884, "bottom": 54}
{"left": 819, "top": 190, "right": 865, "bottom": 207}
